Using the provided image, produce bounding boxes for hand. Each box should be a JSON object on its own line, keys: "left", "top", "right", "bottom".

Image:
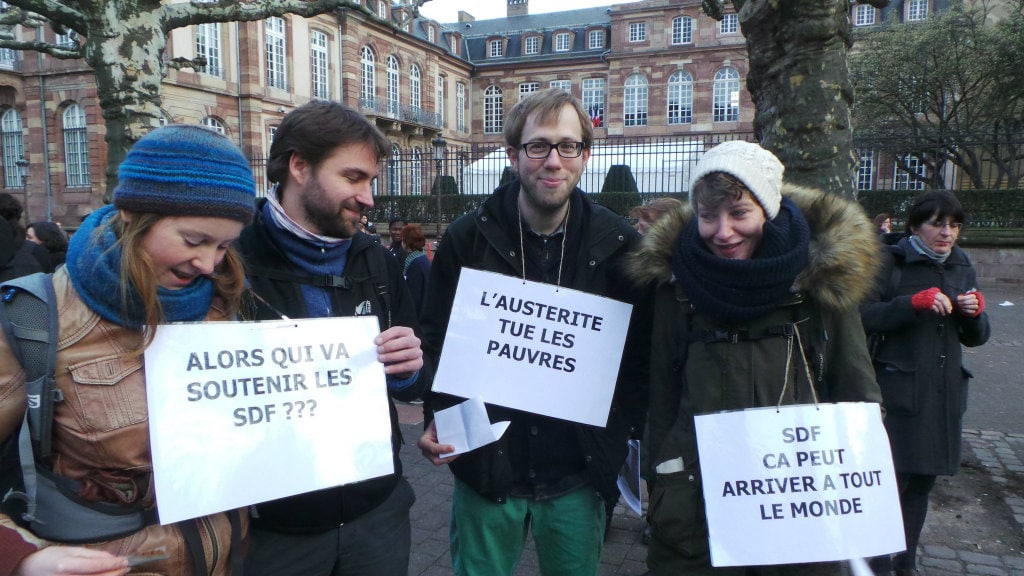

{"left": 375, "top": 326, "right": 423, "bottom": 379}
{"left": 16, "top": 547, "right": 128, "bottom": 576}
{"left": 956, "top": 290, "right": 985, "bottom": 317}
{"left": 418, "top": 419, "right": 457, "bottom": 465}
{"left": 911, "top": 287, "right": 952, "bottom": 316}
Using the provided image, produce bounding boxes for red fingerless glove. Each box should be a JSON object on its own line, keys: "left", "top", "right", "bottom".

{"left": 963, "top": 290, "right": 985, "bottom": 317}
{"left": 911, "top": 287, "right": 941, "bottom": 311}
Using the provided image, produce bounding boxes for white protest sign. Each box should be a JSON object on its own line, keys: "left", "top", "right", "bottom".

{"left": 145, "top": 317, "right": 394, "bottom": 525}
{"left": 432, "top": 268, "right": 632, "bottom": 426}
{"left": 694, "top": 402, "right": 904, "bottom": 566}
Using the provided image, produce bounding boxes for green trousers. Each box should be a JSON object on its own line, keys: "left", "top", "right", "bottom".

{"left": 450, "top": 479, "right": 606, "bottom": 576}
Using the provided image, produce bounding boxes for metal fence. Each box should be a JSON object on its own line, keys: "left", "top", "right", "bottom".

{"left": 248, "top": 132, "right": 1024, "bottom": 229}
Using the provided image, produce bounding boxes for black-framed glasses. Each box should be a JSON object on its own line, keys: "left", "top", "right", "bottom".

{"left": 520, "top": 141, "right": 586, "bottom": 159}
{"left": 925, "top": 219, "right": 963, "bottom": 231}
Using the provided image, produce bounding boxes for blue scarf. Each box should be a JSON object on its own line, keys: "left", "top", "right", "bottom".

{"left": 909, "top": 234, "right": 952, "bottom": 264}
{"left": 66, "top": 205, "right": 214, "bottom": 328}
{"left": 671, "top": 197, "right": 810, "bottom": 327}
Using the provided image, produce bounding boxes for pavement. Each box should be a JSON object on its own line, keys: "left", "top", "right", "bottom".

{"left": 395, "top": 283, "right": 1024, "bottom": 576}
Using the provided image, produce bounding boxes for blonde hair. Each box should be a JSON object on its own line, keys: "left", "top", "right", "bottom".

{"left": 102, "top": 211, "right": 246, "bottom": 354}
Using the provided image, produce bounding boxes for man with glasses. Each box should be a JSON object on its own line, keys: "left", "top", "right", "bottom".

{"left": 416, "top": 87, "right": 650, "bottom": 575}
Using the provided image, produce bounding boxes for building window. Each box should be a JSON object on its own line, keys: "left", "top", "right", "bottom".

{"left": 484, "top": 85, "right": 503, "bottom": 134}
{"left": 360, "top": 46, "right": 375, "bottom": 105}
{"left": 907, "top": 0, "right": 928, "bottom": 21}
{"left": 720, "top": 13, "right": 739, "bottom": 34}
{"left": 583, "top": 78, "right": 605, "bottom": 128}
{"left": 386, "top": 56, "right": 400, "bottom": 118}
{"left": 456, "top": 82, "right": 466, "bottom": 132}
{"left": 201, "top": 117, "right": 226, "bottom": 134}
{"left": 588, "top": 29, "right": 604, "bottom": 49}
{"left": 388, "top": 144, "right": 401, "bottom": 195}
{"left": 450, "top": 35, "right": 458, "bottom": 54}
{"left": 524, "top": 35, "right": 539, "bottom": 55}
{"left": 436, "top": 76, "right": 445, "bottom": 126}
{"left": 377, "top": 1, "right": 387, "bottom": 19}
{"left": 0, "top": 48, "right": 15, "bottom": 70}
{"left": 410, "top": 148, "right": 423, "bottom": 195}
{"left": 894, "top": 155, "right": 926, "bottom": 190}
{"left": 410, "top": 65, "right": 422, "bottom": 111}
{"left": 672, "top": 16, "right": 693, "bottom": 45}
{"left": 310, "top": 31, "right": 330, "bottom": 100}
{"left": 667, "top": 70, "right": 693, "bottom": 125}
{"left": 624, "top": 74, "right": 648, "bottom": 127}
{"left": 56, "top": 30, "right": 79, "bottom": 48}
{"left": 857, "top": 149, "right": 875, "bottom": 190}
{"left": 62, "top": 104, "right": 90, "bottom": 188}
{"left": 550, "top": 80, "right": 571, "bottom": 92}
{"left": 629, "top": 22, "right": 646, "bottom": 42}
{"left": 854, "top": 5, "right": 876, "bottom": 26}
{"left": 489, "top": 39, "right": 503, "bottom": 57}
{"left": 2, "top": 109, "right": 24, "bottom": 188}
{"left": 555, "top": 32, "right": 571, "bottom": 52}
{"left": 196, "top": 21, "right": 222, "bottom": 77}
{"left": 265, "top": 17, "right": 287, "bottom": 90}
{"left": 713, "top": 67, "right": 740, "bottom": 122}
{"left": 428, "top": 26, "right": 435, "bottom": 43}
{"left": 519, "top": 82, "right": 539, "bottom": 101}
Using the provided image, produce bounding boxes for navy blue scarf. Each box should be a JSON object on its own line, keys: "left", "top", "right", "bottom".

{"left": 672, "top": 197, "right": 810, "bottom": 327}
{"left": 65, "top": 205, "right": 214, "bottom": 328}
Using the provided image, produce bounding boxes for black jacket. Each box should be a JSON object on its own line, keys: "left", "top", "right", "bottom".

{"left": 420, "top": 180, "right": 651, "bottom": 503}
{"left": 235, "top": 200, "right": 426, "bottom": 533}
{"left": 861, "top": 238, "right": 991, "bottom": 476}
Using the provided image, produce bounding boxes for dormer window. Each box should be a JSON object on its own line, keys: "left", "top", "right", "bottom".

{"left": 524, "top": 35, "right": 540, "bottom": 55}
{"left": 554, "top": 32, "right": 571, "bottom": 52}
{"left": 489, "top": 39, "right": 504, "bottom": 57}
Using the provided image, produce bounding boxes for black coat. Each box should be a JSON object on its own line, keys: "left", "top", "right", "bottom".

{"left": 860, "top": 238, "right": 991, "bottom": 476}
{"left": 420, "top": 180, "right": 651, "bottom": 503}
{"left": 235, "top": 202, "right": 427, "bottom": 533}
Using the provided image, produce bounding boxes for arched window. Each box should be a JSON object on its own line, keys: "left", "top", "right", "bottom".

{"left": 360, "top": 46, "right": 376, "bottom": 105}
{"left": 484, "top": 85, "right": 503, "bottom": 134}
{"left": 201, "top": 117, "right": 226, "bottom": 134}
{"left": 410, "top": 65, "right": 422, "bottom": 112}
{"left": 386, "top": 56, "right": 400, "bottom": 118}
{"left": 667, "top": 70, "right": 693, "bottom": 125}
{"left": 63, "top": 104, "right": 90, "bottom": 187}
{"left": 713, "top": 67, "right": 740, "bottom": 122}
{"left": 624, "top": 74, "right": 648, "bottom": 127}
{"left": 388, "top": 144, "right": 402, "bottom": 195}
{"left": 2, "top": 109, "right": 24, "bottom": 188}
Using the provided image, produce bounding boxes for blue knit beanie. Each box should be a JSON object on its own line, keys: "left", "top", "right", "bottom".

{"left": 113, "top": 125, "right": 256, "bottom": 224}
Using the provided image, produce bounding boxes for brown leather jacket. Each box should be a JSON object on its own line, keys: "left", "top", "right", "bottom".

{"left": 0, "top": 268, "right": 247, "bottom": 576}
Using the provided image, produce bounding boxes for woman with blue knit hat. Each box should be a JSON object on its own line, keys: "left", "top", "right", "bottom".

{"left": 0, "top": 125, "right": 256, "bottom": 576}
{"left": 628, "top": 141, "right": 883, "bottom": 575}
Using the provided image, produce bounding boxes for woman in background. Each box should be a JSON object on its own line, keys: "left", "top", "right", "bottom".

{"left": 26, "top": 221, "right": 69, "bottom": 269}
{"left": 861, "top": 190, "right": 991, "bottom": 576}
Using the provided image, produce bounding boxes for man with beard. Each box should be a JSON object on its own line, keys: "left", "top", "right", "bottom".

{"left": 236, "top": 100, "right": 425, "bottom": 576}
{"left": 417, "top": 88, "right": 650, "bottom": 575}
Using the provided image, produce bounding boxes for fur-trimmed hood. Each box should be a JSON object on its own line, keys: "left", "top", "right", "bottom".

{"left": 627, "top": 184, "right": 881, "bottom": 311}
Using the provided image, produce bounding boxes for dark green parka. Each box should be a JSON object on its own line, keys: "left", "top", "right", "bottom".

{"left": 627, "top": 184, "right": 884, "bottom": 575}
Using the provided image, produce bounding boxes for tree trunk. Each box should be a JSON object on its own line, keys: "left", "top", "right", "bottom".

{"left": 82, "top": 4, "right": 166, "bottom": 202}
{"left": 738, "top": 0, "right": 858, "bottom": 198}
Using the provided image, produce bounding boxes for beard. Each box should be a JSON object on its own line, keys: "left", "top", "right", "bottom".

{"left": 301, "top": 177, "right": 361, "bottom": 239}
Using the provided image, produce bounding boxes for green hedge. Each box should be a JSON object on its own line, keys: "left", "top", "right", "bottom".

{"left": 858, "top": 189, "right": 1024, "bottom": 228}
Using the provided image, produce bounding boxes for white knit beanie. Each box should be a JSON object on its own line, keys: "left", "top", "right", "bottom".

{"left": 689, "top": 141, "right": 785, "bottom": 220}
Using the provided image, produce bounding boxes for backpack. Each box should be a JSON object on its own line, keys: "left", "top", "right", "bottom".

{"left": 0, "top": 272, "right": 158, "bottom": 543}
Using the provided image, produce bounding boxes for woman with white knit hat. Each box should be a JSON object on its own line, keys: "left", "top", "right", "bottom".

{"left": 628, "top": 141, "right": 884, "bottom": 575}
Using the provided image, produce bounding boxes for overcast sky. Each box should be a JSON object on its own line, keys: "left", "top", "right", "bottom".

{"left": 418, "top": 0, "right": 645, "bottom": 24}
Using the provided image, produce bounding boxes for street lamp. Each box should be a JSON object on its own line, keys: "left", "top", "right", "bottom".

{"left": 431, "top": 135, "right": 447, "bottom": 240}
{"left": 15, "top": 157, "right": 28, "bottom": 189}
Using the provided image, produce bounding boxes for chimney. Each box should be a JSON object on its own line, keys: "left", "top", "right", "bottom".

{"left": 458, "top": 11, "right": 476, "bottom": 23}
{"left": 507, "top": 0, "right": 528, "bottom": 18}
